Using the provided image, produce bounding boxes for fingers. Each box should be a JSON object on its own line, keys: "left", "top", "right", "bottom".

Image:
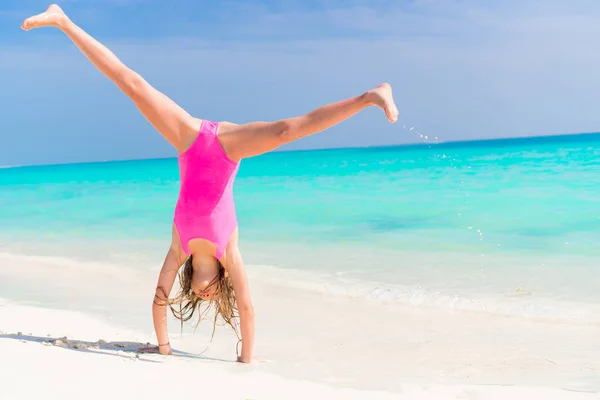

{"left": 137, "top": 346, "right": 159, "bottom": 353}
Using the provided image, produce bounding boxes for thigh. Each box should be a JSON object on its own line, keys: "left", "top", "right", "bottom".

{"left": 130, "top": 77, "right": 202, "bottom": 153}
{"left": 217, "top": 121, "right": 286, "bottom": 161}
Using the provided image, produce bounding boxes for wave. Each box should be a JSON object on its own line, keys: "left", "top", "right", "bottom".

{"left": 248, "top": 264, "right": 600, "bottom": 325}
{"left": 2, "top": 251, "right": 599, "bottom": 325}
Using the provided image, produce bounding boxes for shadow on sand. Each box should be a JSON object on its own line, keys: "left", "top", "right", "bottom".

{"left": 0, "top": 333, "right": 233, "bottom": 363}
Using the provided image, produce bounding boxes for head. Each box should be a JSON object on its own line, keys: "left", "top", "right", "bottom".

{"left": 157, "top": 255, "right": 239, "bottom": 339}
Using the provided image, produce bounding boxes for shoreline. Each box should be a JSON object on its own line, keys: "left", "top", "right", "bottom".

{"left": 2, "top": 247, "right": 600, "bottom": 325}
{"left": 1, "top": 300, "right": 597, "bottom": 400}
{"left": 1, "top": 249, "right": 599, "bottom": 395}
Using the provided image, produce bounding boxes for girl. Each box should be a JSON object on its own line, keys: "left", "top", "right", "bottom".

{"left": 21, "top": 4, "right": 399, "bottom": 363}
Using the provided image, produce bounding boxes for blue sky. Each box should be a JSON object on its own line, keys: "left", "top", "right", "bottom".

{"left": 2, "top": 1, "right": 600, "bottom": 165}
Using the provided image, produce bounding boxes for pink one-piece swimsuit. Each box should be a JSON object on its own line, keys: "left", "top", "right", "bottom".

{"left": 174, "top": 120, "right": 239, "bottom": 259}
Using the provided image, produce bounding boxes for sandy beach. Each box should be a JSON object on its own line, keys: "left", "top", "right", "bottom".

{"left": 1, "top": 300, "right": 598, "bottom": 400}
{"left": 1, "top": 249, "right": 599, "bottom": 399}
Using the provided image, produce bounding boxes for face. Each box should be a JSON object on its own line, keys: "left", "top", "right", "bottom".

{"left": 191, "top": 270, "right": 220, "bottom": 300}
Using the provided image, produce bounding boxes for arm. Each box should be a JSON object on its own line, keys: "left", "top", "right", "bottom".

{"left": 225, "top": 248, "right": 255, "bottom": 363}
{"left": 151, "top": 245, "right": 185, "bottom": 355}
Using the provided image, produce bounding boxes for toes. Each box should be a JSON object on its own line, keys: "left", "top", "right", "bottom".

{"left": 385, "top": 105, "right": 399, "bottom": 123}
{"left": 21, "top": 13, "right": 54, "bottom": 30}
{"left": 22, "top": 17, "right": 36, "bottom": 30}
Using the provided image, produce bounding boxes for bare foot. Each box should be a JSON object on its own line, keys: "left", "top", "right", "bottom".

{"left": 21, "top": 4, "right": 68, "bottom": 31}
{"left": 366, "top": 83, "right": 399, "bottom": 123}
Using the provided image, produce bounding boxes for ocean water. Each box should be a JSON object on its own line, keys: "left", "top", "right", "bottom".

{"left": 2, "top": 133, "right": 600, "bottom": 391}
{"left": 2, "top": 133, "right": 600, "bottom": 322}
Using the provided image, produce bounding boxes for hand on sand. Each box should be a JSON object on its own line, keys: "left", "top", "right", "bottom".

{"left": 138, "top": 345, "right": 172, "bottom": 356}
{"left": 21, "top": 4, "right": 68, "bottom": 31}
{"left": 237, "top": 355, "right": 267, "bottom": 365}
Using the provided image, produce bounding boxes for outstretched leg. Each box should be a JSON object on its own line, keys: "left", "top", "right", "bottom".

{"left": 22, "top": 5, "right": 200, "bottom": 153}
{"left": 218, "top": 83, "right": 399, "bottom": 162}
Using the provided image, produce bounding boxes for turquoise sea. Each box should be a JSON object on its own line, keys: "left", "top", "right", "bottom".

{"left": 2, "top": 132, "right": 600, "bottom": 322}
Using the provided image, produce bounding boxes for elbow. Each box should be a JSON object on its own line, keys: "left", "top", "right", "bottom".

{"left": 239, "top": 303, "right": 255, "bottom": 318}
{"left": 153, "top": 287, "right": 168, "bottom": 308}
{"left": 275, "top": 119, "right": 296, "bottom": 145}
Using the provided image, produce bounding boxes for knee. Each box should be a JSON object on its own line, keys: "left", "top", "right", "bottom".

{"left": 274, "top": 119, "right": 296, "bottom": 144}
{"left": 120, "top": 70, "right": 145, "bottom": 99}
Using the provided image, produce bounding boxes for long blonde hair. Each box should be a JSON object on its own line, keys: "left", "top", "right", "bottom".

{"left": 155, "top": 255, "right": 239, "bottom": 340}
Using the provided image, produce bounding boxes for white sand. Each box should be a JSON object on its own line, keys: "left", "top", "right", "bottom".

{"left": 1, "top": 300, "right": 598, "bottom": 400}
{"left": 1, "top": 251, "right": 599, "bottom": 398}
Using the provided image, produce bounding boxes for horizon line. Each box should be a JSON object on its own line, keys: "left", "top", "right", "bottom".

{"left": 4, "top": 130, "right": 600, "bottom": 170}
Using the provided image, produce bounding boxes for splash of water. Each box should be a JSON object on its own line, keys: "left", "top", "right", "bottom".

{"left": 398, "top": 122, "right": 489, "bottom": 251}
